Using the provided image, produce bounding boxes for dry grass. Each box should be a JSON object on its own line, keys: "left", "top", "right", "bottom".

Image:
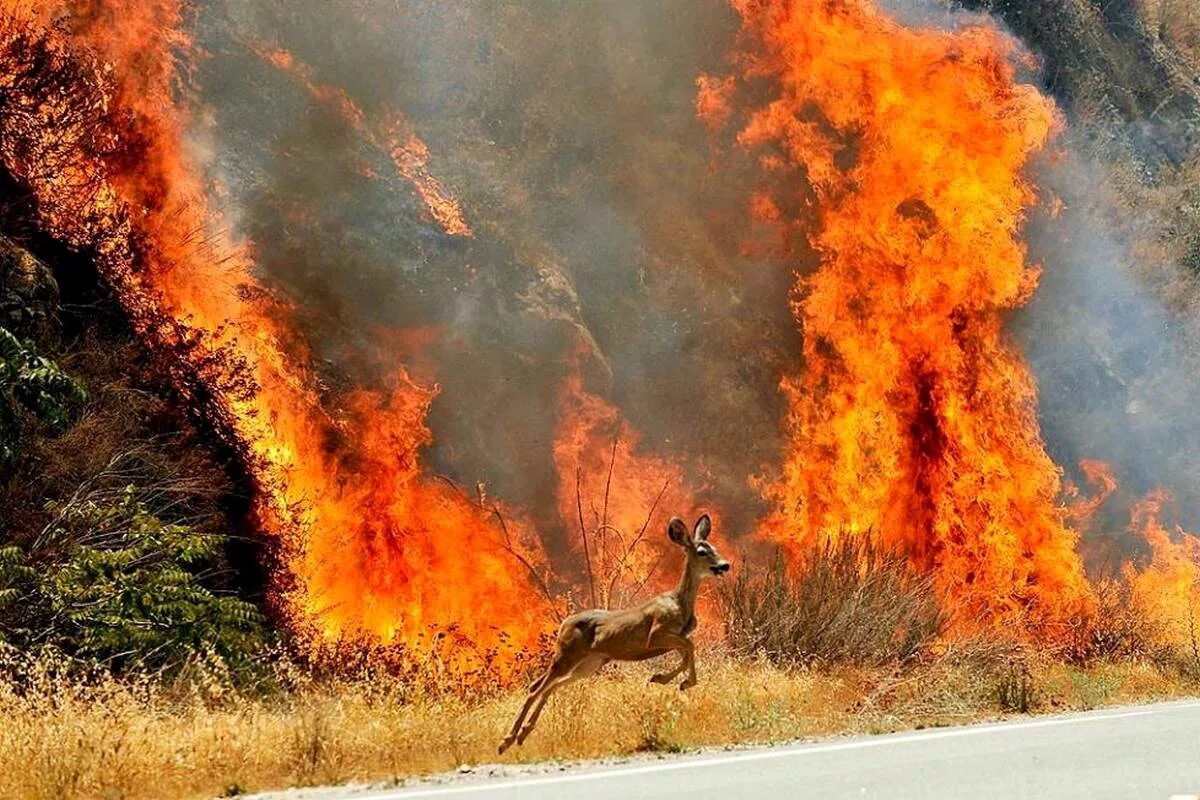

{"left": 719, "top": 538, "right": 944, "bottom": 666}
{"left": 0, "top": 647, "right": 1195, "bottom": 800}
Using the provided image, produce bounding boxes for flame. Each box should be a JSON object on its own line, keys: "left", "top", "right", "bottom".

{"left": 6, "top": 0, "right": 1191, "bottom": 669}
{"left": 704, "top": 0, "right": 1093, "bottom": 634}
{"left": 1125, "top": 491, "right": 1200, "bottom": 653}
{"left": 249, "top": 42, "right": 473, "bottom": 238}
{"left": 553, "top": 358, "right": 702, "bottom": 609}
{"left": 1064, "top": 458, "right": 1118, "bottom": 532}
{"left": 0, "top": 1, "right": 544, "bottom": 673}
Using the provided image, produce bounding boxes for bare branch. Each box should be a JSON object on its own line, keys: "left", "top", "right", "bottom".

{"left": 488, "top": 504, "right": 564, "bottom": 622}
{"left": 606, "top": 478, "right": 669, "bottom": 605}
{"left": 575, "top": 467, "right": 597, "bottom": 609}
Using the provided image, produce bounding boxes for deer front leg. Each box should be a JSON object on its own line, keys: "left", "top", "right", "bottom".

{"left": 678, "top": 639, "right": 698, "bottom": 691}
{"left": 647, "top": 631, "right": 695, "bottom": 689}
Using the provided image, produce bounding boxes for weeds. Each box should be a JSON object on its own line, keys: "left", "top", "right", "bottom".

{"left": 993, "top": 661, "right": 1035, "bottom": 713}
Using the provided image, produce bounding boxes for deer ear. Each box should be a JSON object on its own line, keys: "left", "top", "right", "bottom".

{"left": 668, "top": 517, "right": 691, "bottom": 547}
{"left": 694, "top": 514, "right": 712, "bottom": 542}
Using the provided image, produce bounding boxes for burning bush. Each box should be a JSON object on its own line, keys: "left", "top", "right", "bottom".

{"left": 1080, "top": 577, "right": 1173, "bottom": 664}
{"left": 719, "top": 535, "right": 944, "bottom": 667}
{"left": 704, "top": 0, "right": 1096, "bottom": 639}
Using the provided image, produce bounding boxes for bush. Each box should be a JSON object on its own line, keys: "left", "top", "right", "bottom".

{"left": 0, "top": 481, "right": 264, "bottom": 674}
{"left": 719, "top": 535, "right": 944, "bottom": 666}
{"left": 993, "top": 661, "right": 1036, "bottom": 713}
{"left": 1079, "top": 577, "right": 1171, "bottom": 663}
{"left": 0, "top": 325, "right": 85, "bottom": 462}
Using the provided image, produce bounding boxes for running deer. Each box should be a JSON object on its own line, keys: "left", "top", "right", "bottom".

{"left": 499, "top": 514, "right": 730, "bottom": 753}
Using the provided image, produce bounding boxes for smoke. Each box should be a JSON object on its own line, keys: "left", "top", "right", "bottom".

{"left": 184, "top": 0, "right": 1199, "bottom": 576}
{"left": 188, "top": 0, "right": 792, "bottom": 556}
{"left": 1017, "top": 138, "right": 1200, "bottom": 544}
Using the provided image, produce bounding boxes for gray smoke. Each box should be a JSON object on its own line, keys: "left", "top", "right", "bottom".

{"left": 191, "top": 1, "right": 788, "bottom": 553}
{"left": 189, "top": 0, "right": 1200, "bottom": 569}
{"left": 1017, "top": 137, "right": 1200, "bottom": 547}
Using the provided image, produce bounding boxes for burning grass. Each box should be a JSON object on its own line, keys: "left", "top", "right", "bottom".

{"left": 0, "top": 646, "right": 1194, "bottom": 800}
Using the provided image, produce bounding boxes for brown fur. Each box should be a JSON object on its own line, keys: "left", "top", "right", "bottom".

{"left": 499, "top": 514, "right": 729, "bottom": 753}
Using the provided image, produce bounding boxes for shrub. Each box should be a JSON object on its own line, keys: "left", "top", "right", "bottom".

{"left": 993, "top": 661, "right": 1036, "bottom": 713}
{"left": 0, "top": 325, "right": 86, "bottom": 462}
{"left": 1079, "top": 577, "right": 1170, "bottom": 663}
{"left": 0, "top": 481, "right": 264, "bottom": 674}
{"left": 719, "top": 535, "right": 944, "bottom": 666}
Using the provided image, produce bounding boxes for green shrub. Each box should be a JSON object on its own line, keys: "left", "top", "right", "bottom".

{"left": 0, "top": 485, "right": 264, "bottom": 673}
{"left": 0, "top": 325, "right": 86, "bottom": 462}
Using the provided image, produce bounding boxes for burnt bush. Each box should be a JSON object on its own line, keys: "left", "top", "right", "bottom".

{"left": 719, "top": 535, "right": 944, "bottom": 666}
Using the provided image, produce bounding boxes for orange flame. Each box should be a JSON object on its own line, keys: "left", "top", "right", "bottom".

{"left": 705, "top": 0, "right": 1093, "bottom": 634}
{"left": 552, "top": 360, "right": 703, "bottom": 609}
{"left": 1125, "top": 491, "right": 1200, "bottom": 653}
{"left": 0, "top": 0, "right": 543, "bottom": 674}
{"left": 249, "top": 42, "right": 473, "bottom": 238}
{"left": 1064, "top": 458, "right": 1118, "bottom": 532}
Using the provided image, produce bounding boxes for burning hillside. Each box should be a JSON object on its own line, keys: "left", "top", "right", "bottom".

{"left": 0, "top": 0, "right": 1196, "bottom": 671}
{"left": 0, "top": 0, "right": 549, "bottom": 671}
{"left": 700, "top": 0, "right": 1092, "bottom": 633}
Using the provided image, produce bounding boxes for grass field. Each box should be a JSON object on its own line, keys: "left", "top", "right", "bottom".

{"left": 2, "top": 646, "right": 1195, "bottom": 800}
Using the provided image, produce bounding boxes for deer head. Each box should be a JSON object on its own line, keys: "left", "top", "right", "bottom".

{"left": 668, "top": 514, "right": 731, "bottom": 580}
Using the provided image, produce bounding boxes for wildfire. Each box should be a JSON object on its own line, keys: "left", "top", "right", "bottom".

{"left": 0, "top": 0, "right": 544, "bottom": 673}
{"left": 249, "top": 42, "right": 474, "bottom": 238}
{"left": 2, "top": 0, "right": 1195, "bottom": 672}
{"left": 552, "top": 360, "right": 703, "bottom": 610}
{"left": 703, "top": 0, "right": 1093, "bottom": 634}
{"left": 1125, "top": 491, "right": 1200, "bottom": 653}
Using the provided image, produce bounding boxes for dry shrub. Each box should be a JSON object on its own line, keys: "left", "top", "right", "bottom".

{"left": 1159, "top": 0, "right": 1200, "bottom": 69}
{"left": 719, "top": 536, "right": 945, "bottom": 667}
{"left": 1080, "top": 577, "right": 1171, "bottom": 662}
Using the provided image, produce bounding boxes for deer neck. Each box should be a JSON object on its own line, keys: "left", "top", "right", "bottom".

{"left": 672, "top": 556, "right": 700, "bottom": 615}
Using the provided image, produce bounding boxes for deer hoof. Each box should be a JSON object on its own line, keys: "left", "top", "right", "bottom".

{"left": 679, "top": 678, "right": 697, "bottom": 692}
{"left": 649, "top": 673, "right": 671, "bottom": 684}
{"left": 498, "top": 736, "right": 515, "bottom": 755}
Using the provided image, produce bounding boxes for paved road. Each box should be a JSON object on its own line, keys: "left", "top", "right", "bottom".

{"left": 352, "top": 699, "right": 1200, "bottom": 800}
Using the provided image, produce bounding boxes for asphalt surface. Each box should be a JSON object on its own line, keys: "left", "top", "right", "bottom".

{"left": 342, "top": 699, "right": 1200, "bottom": 800}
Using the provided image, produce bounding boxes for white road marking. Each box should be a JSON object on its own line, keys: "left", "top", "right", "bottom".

{"left": 360, "top": 700, "right": 1200, "bottom": 799}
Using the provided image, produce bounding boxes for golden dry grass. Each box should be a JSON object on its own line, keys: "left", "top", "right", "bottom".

{"left": 0, "top": 647, "right": 1195, "bottom": 800}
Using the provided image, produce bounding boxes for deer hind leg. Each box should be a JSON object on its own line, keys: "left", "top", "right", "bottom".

{"left": 515, "top": 654, "right": 606, "bottom": 747}
{"left": 498, "top": 666, "right": 556, "bottom": 754}
{"left": 648, "top": 657, "right": 687, "bottom": 685}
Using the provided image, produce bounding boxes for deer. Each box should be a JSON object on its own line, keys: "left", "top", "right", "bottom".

{"left": 498, "top": 513, "right": 730, "bottom": 754}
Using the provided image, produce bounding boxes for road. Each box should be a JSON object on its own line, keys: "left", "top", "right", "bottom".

{"left": 343, "top": 699, "right": 1200, "bottom": 800}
